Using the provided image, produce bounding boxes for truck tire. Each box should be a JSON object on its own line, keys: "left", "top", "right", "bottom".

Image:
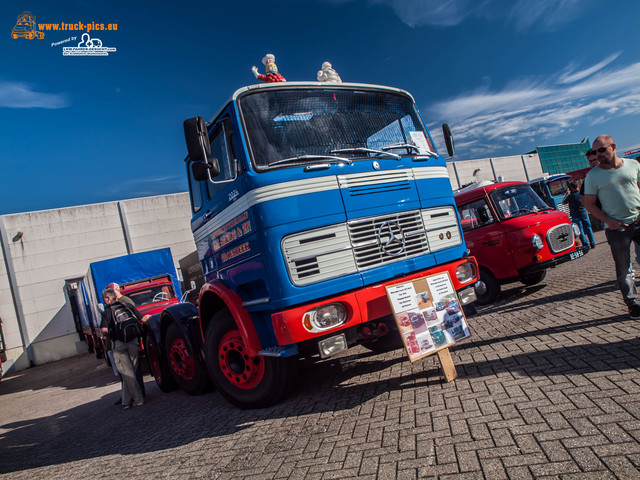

{"left": 146, "top": 330, "right": 178, "bottom": 392}
{"left": 165, "top": 322, "right": 210, "bottom": 395}
{"left": 520, "top": 270, "right": 546, "bottom": 286}
{"left": 204, "top": 310, "right": 298, "bottom": 409}
{"left": 476, "top": 268, "right": 500, "bottom": 305}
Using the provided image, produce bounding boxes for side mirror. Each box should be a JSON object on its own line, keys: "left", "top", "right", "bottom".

{"left": 442, "top": 123, "right": 455, "bottom": 158}
{"left": 184, "top": 116, "right": 211, "bottom": 162}
{"left": 191, "top": 157, "right": 220, "bottom": 182}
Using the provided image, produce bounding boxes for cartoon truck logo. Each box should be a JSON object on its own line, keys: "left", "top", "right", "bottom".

{"left": 11, "top": 12, "right": 44, "bottom": 40}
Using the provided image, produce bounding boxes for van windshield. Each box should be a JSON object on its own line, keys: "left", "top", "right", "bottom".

{"left": 489, "top": 184, "right": 551, "bottom": 219}
{"left": 238, "top": 88, "right": 433, "bottom": 170}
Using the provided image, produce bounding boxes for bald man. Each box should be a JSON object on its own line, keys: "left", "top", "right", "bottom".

{"left": 582, "top": 134, "right": 640, "bottom": 319}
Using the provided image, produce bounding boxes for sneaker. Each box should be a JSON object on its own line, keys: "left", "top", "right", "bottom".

{"left": 122, "top": 404, "right": 132, "bottom": 410}
{"left": 629, "top": 305, "right": 640, "bottom": 320}
{"left": 590, "top": 244, "right": 596, "bottom": 249}
{"left": 132, "top": 401, "right": 144, "bottom": 408}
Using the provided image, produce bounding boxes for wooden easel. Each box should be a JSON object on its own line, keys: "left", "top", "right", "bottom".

{"left": 437, "top": 347, "right": 458, "bottom": 382}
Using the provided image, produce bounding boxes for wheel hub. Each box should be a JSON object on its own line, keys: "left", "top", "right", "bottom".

{"left": 218, "top": 330, "right": 265, "bottom": 390}
{"left": 169, "top": 338, "right": 195, "bottom": 380}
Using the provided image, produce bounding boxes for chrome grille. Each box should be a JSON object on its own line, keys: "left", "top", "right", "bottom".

{"left": 347, "top": 210, "right": 429, "bottom": 269}
{"left": 283, "top": 206, "right": 463, "bottom": 285}
{"left": 547, "top": 223, "right": 574, "bottom": 253}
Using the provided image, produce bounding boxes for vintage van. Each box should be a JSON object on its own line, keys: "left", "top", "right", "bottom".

{"left": 455, "top": 181, "right": 588, "bottom": 304}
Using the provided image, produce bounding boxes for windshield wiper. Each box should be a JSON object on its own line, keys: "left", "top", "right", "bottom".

{"left": 268, "top": 155, "right": 352, "bottom": 168}
{"left": 330, "top": 147, "right": 400, "bottom": 160}
{"left": 381, "top": 143, "right": 421, "bottom": 154}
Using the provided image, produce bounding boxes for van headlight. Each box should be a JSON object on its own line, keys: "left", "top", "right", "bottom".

{"left": 571, "top": 224, "right": 581, "bottom": 238}
{"left": 531, "top": 234, "right": 544, "bottom": 251}
{"left": 456, "top": 261, "right": 477, "bottom": 284}
{"left": 303, "top": 303, "right": 347, "bottom": 332}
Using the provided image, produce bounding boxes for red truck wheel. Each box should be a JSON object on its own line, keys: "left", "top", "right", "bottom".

{"left": 165, "top": 323, "right": 210, "bottom": 395}
{"left": 146, "top": 331, "right": 177, "bottom": 392}
{"left": 205, "top": 310, "right": 297, "bottom": 409}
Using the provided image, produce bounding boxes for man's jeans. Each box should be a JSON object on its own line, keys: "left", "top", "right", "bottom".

{"left": 605, "top": 223, "right": 640, "bottom": 308}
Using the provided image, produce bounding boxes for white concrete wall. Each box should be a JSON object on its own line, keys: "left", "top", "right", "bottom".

{"left": 522, "top": 153, "right": 545, "bottom": 180}
{"left": 0, "top": 193, "right": 195, "bottom": 374}
{"left": 122, "top": 193, "right": 195, "bottom": 267}
{"left": 447, "top": 152, "right": 543, "bottom": 190}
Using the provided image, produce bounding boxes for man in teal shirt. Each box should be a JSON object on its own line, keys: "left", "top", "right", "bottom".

{"left": 583, "top": 134, "right": 640, "bottom": 319}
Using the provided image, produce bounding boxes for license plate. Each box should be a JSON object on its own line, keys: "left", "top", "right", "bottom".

{"left": 570, "top": 250, "right": 584, "bottom": 260}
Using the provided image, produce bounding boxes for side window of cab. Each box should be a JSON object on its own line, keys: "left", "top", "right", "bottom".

{"left": 187, "top": 160, "right": 204, "bottom": 213}
{"left": 206, "top": 118, "right": 238, "bottom": 200}
{"left": 457, "top": 198, "right": 494, "bottom": 232}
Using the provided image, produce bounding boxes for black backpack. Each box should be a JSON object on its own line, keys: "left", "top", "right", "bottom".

{"left": 110, "top": 303, "right": 141, "bottom": 342}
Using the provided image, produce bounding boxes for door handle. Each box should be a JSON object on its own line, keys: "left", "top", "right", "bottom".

{"left": 204, "top": 210, "right": 213, "bottom": 219}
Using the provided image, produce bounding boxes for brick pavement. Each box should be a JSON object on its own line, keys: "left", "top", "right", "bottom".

{"left": 1, "top": 230, "right": 640, "bottom": 479}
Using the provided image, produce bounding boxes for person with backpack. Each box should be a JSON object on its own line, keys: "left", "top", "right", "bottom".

{"left": 100, "top": 288, "right": 149, "bottom": 409}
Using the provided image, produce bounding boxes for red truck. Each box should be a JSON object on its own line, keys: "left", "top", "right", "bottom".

{"left": 76, "top": 249, "right": 181, "bottom": 361}
{"left": 455, "top": 181, "right": 588, "bottom": 304}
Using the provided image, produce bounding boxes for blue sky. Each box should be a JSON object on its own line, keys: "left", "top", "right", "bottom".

{"left": 2, "top": 0, "right": 639, "bottom": 214}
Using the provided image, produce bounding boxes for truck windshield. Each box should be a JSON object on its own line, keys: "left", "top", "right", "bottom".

{"left": 548, "top": 177, "right": 570, "bottom": 196}
{"left": 126, "top": 285, "right": 175, "bottom": 306}
{"left": 489, "top": 184, "right": 551, "bottom": 219}
{"left": 238, "top": 88, "right": 433, "bottom": 170}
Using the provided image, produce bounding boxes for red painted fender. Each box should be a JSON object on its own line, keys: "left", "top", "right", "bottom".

{"left": 198, "top": 282, "right": 262, "bottom": 357}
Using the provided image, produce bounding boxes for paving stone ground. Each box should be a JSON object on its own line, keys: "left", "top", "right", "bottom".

{"left": 1, "top": 230, "right": 640, "bottom": 479}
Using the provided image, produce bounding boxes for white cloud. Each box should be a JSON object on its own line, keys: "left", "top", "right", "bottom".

{"left": 0, "top": 80, "right": 69, "bottom": 109}
{"left": 558, "top": 52, "right": 621, "bottom": 84}
{"left": 427, "top": 56, "right": 640, "bottom": 158}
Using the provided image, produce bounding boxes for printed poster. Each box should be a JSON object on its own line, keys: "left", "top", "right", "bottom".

{"left": 385, "top": 272, "right": 470, "bottom": 362}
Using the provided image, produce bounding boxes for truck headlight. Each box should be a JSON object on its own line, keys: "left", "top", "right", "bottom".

{"left": 456, "top": 261, "right": 477, "bottom": 284}
{"left": 531, "top": 234, "right": 543, "bottom": 251}
{"left": 303, "top": 303, "right": 347, "bottom": 332}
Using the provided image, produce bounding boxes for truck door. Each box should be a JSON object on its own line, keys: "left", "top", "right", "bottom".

{"left": 189, "top": 112, "right": 244, "bottom": 282}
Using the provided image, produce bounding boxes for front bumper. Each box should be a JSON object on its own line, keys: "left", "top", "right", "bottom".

{"left": 271, "top": 257, "right": 478, "bottom": 346}
{"left": 517, "top": 245, "right": 589, "bottom": 277}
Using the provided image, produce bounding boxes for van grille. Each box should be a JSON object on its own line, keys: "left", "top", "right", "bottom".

{"left": 547, "top": 224, "right": 574, "bottom": 253}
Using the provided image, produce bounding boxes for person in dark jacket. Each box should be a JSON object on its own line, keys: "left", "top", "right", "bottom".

{"left": 100, "top": 288, "right": 148, "bottom": 409}
{"left": 563, "top": 180, "right": 596, "bottom": 249}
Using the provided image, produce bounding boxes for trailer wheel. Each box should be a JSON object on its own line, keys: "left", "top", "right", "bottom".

{"left": 476, "top": 268, "right": 500, "bottom": 305}
{"left": 204, "top": 310, "right": 297, "bottom": 409}
{"left": 165, "top": 323, "right": 210, "bottom": 395}
{"left": 520, "top": 270, "right": 546, "bottom": 286}
{"left": 146, "top": 330, "right": 177, "bottom": 392}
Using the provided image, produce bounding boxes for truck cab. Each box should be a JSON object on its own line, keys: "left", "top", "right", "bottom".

{"left": 119, "top": 276, "right": 179, "bottom": 315}
{"left": 455, "top": 181, "right": 588, "bottom": 303}
{"left": 529, "top": 174, "right": 571, "bottom": 214}
{"left": 152, "top": 82, "right": 480, "bottom": 408}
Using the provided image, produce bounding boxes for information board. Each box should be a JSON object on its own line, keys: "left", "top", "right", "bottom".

{"left": 385, "top": 272, "right": 470, "bottom": 363}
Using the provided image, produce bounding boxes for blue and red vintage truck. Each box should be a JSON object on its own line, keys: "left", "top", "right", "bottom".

{"left": 145, "top": 81, "right": 483, "bottom": 408}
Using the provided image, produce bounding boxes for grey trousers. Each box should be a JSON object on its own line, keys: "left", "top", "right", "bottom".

{"left": 113, "top": 339, "right": 144, "bottom": 406}
{"left": 605, "top": 224, "right": 640, "bottom": 308}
